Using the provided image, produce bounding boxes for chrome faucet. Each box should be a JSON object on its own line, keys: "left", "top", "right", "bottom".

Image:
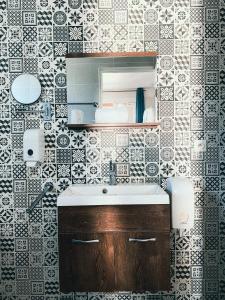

{"left": 109, "top": 160, "right": 117, "bottom": 185}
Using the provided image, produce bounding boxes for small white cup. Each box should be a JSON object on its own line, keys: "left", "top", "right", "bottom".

{"left": 143, "top": 107, "right": 155, "bottom": 123}
{"left": 70, "top": 109, "right": 84, "bottom": 124}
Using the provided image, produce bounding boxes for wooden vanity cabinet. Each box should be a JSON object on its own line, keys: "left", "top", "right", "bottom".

{"left": 59, "top": 232, "right": 115, "bottom": 292}
{"left": 58, "top": 205, "right": 170, "bottom": 292}
{"left": 114, "top": 231, "right": 170, "bottom": 291}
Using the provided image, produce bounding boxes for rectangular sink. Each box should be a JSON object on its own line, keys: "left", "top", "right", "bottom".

{"left": 57, "top": 184, "right": 169, "bottom": 206}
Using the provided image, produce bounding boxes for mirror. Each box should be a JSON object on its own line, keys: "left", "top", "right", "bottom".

{"left": 11, "top": 74, "right": 41, "bottom": 104}
{"left": 66, "top": 53, "right": 157, "bottom": 125}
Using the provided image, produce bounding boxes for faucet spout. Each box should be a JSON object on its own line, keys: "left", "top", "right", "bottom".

{"left": 109, "top": 160, "right": 117, "bottom": 185}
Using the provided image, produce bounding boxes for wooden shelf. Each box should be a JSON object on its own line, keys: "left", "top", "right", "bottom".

{"left": 66, "top": 51, "right": 158, "bottom": 58}
{"left": 68, "top": 122, "right": 160, "bottom": 129}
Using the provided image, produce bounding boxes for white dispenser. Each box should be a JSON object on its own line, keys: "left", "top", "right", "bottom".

{"left": 23, "top": 129, "right": 45, "bottom": 167}
{"left": 167, "top": 177, "right": 194, "bottom": 235}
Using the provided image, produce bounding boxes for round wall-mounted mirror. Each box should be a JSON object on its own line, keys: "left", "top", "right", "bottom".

{"left": 11, "top": 74, "right": 42, "bottom": 104}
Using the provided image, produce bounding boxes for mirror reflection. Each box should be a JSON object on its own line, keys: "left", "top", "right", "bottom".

{"left": 66, "top": 53, "right": 157, "bottom": 125}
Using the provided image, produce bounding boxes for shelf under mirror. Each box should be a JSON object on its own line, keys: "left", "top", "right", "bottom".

{"left": 67, "top": 122, "right": 160, "bottom": 129}
{"left": 66, "top": 52, "right": 158, "bottom": 58}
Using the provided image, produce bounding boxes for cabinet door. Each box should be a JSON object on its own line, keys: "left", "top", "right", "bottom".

{"left": 114, "top": 232, "right": 170, "bottom": 291}
{"left": 59, "top": 232, "right": 115, "bottom": 292}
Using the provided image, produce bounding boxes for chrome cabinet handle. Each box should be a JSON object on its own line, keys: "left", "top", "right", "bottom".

{"left": 72, "top": 239, "right": 99, "bottom": 244}
{"left": 129, "top": 238, "right": 156, "bottom": 242}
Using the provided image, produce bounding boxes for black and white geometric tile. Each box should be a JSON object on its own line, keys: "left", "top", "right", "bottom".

{"left": 0, "top": 0, "right": 224, "bottom": 299}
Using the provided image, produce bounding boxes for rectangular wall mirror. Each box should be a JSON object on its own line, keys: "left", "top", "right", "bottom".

{"left": 66, "top": 52, "right": 157, "bottom": 127}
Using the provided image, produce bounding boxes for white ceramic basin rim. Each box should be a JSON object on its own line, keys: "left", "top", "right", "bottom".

{"left": 57, "top": 184, "right": 169, "bottom": 206}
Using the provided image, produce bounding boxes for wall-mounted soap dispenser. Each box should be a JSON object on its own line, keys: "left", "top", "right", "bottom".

{"left": 23, "top": 129, "right": 45, "bottom": 167}
{"left": 167, "top": 177, "right": 194, "bottom": 236}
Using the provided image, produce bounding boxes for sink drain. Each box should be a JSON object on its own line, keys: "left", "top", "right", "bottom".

{"left": 102, "top": 188, "right": 108, "bottom": 194}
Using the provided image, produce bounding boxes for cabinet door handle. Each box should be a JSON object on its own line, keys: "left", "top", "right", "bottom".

{"left": 129, "top": 238, "right": 156, "bottom": 242}
{"left": 72, "top": 239, "right": 99, "bottom": 244}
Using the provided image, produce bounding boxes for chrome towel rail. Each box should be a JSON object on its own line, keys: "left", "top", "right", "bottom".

{"left": 26, "top": 182, "right": 54, "bottom": 214}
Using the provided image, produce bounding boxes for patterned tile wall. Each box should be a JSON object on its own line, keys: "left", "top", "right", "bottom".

{"left": 0, "top": 0, "right": 224, "bottom": 299}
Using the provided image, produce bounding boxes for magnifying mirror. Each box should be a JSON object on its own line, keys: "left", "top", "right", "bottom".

{"left": 11, "top": 74, "right": 42, "bottom": 104}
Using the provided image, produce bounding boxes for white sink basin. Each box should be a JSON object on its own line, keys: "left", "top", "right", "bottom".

{"left": 57, "top": 184, "right": 169, "bottom": 206}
